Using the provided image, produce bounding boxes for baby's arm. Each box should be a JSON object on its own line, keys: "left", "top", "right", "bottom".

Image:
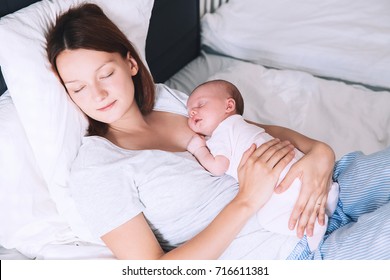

{"left": 187, "top": 134, "right": 229, "bottom": 176}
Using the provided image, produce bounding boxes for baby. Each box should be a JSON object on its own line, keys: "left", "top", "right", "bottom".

{"left": 186, "top": 79, "right": 339, "bottom": 251}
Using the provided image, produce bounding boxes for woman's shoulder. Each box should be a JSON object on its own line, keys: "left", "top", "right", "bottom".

{"left": 154, "top": 84, "right": 189, "bottom": 117}
{"left": 74, "top": 136, "right": 135, "bottom": 168}
{"left": 80, "top": 135, "right": 118, "bottom": 152}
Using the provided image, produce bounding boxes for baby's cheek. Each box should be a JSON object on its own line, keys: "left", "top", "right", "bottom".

{"left": 187, "top": 118, "right": 192, "bottom": 129}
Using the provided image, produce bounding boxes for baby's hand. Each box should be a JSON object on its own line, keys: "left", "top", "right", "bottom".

{"left": 187, "top": 134, "right": 206, "bottom": 154}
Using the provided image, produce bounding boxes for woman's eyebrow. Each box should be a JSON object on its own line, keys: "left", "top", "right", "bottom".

{"left": 64, "top": 80, "right": 79, "bottom": 85}
{"left": 95, "top": 60, "right": 114, "bottom": 73}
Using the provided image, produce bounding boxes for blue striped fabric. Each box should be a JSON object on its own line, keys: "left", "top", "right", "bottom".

{"left": 287, "top": 147, "right": 390, "bottom": 260}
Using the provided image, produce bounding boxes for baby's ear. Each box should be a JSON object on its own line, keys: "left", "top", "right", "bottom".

{"left": 226, "top": 98, "right": 236, "bottom": 113}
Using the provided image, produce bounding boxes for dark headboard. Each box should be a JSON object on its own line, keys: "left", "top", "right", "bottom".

{"left": 0, "top": 0, "right": 200, "bottom": 95}
{"left": 0, "top": 0, "right": 40, "bottom": 17}
{"left": 146, "top": 0, "right": 200, "bottom": 83}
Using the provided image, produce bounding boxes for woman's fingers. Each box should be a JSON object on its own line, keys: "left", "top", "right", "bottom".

{"left": 249, "top": 138, "right": 281, "bottom": 159}
{"left": 300, "top": 197, "right": 318, "bottom": 237}
{"left": 288, "top": 187, "right": 310, "bottom": 235}
{"left": 281, "top": 142, "right": 335, "bottom": 237}
{"left": 237, "top": 139, "right": 296, "bottom": 212}
{"left": 317, "top": 195, "right": 328, "bottom": 226}
{"left": 251, "top": 139, "right": 294, "bottom": 165}
{"left": 289, "top": 188, "right": 328, "bottom": 237}
{"left": 265, "top": 142, "right": 295, "bottom": 168}
{"left": 238, "top": 143, "right": 257, "bottom": 168}
{"left": 304, "top": 195, "right": 328, "bottom": 236}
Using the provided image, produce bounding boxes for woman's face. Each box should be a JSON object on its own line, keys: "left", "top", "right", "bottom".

{"left": 56, "top": 49, "right": 139, "bottom": 124}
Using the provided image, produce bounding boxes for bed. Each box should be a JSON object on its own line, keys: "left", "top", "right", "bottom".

{"left": 0, "top": 0, "right": 389, "bottom": 260}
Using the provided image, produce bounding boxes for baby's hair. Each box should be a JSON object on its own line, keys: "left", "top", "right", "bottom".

{"left": 194, "top": 79, "right": 244, "bottom": 115}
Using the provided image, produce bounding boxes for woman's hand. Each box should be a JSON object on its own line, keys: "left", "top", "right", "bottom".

{"left": 236, "top": 139, "right": 295, "bottom": 212}
{"left": 275, "top": 141, "right": 335, "bottom": 238}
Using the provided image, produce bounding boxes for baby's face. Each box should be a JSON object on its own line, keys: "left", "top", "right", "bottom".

{"left": 187, "top": 86, "right": 230, "bottom": 136}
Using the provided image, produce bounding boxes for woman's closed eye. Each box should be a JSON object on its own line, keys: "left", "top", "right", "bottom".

{"left": 73, "top": 85, "right": 85, "bottom": 93}
{"left": 100, "top": 71, "right": 114, "bottom": 79}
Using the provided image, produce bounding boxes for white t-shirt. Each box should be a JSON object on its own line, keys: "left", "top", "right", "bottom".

{"left": 69, "top": 84, "right": 301, "bottom": 259}
{"left": 207, "top": 114, "right": 339, "bottom": 251}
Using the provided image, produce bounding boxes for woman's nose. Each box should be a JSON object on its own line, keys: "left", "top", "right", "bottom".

{"left": 92, "top": 85, "right": 108, "bottom": 101}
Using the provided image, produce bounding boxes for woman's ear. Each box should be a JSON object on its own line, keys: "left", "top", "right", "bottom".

{"left": 226, "top": 98, "right": 236, "bottom": 113}
{"left": 126, "top": 52, "right": 139, "bottom": 76}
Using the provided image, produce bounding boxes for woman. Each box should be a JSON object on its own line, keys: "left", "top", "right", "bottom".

{"left": 46, "top": 3, "right": 390, "bottom": 259}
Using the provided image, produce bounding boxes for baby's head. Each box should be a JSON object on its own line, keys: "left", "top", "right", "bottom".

{"left": 187, "top": 79, "right": 244, "bottom": 136}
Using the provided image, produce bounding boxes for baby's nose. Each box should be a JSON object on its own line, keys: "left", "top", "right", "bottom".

{"left": 189, "top": 109, "right": 197, "bottom": 117}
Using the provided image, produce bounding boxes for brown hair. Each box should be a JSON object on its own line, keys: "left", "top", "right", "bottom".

{"left": 194, "top": 79, "right": 244, "bottom": 115}
{"left": 46, "top": 3, "right": 155, "bottom": 136}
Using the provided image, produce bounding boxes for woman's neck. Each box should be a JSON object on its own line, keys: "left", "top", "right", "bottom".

{"left": 109, "top": 100, "right": 150, "bottom": 131}
{"left": 104, "top": 110, "right": 195, "bottom": 152}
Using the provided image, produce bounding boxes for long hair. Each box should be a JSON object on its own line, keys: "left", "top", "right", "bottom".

{"left": 46, "top": 3, "right": 155, "bottom": 136}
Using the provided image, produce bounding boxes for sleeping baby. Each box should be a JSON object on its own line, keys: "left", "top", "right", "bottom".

{"left": 186, "top": 79, "right": 339, "bottom": 251}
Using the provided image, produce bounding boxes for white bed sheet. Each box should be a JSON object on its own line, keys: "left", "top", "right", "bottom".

{"left": 166, "top": 51, "right": 390, "bottom": 160}
{"left": 0, "top": 246, "right": 30, "bottom": 260}
{"left": 0, "top": 243, "right": 114, "bottom": 260}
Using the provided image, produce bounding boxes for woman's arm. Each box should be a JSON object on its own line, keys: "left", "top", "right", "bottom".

{"left": 102, "top": 200, "right": 254, "bottom": 260}
{"left": 249, "top": 122, "right": 335, "bottom": 238}
{"left": 102, "top": 139, "right": 295, "bottom": 259}
{"left": 259, "top": 124, "right": 325, "bottom": 154}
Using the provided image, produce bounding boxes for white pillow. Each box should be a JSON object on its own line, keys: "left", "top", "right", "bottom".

{"left": 201, "top": 0, "right": 390, "bottom": 90}
{"left": 0, "top": 0, "right": 154, "bottom": 248}
{"left": 0, "top": 92, "right": 79, "bottom": 258}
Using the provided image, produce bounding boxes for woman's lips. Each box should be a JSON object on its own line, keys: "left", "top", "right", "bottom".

{"left": 98, "top": 100, "right": 116, "bottom": 111}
